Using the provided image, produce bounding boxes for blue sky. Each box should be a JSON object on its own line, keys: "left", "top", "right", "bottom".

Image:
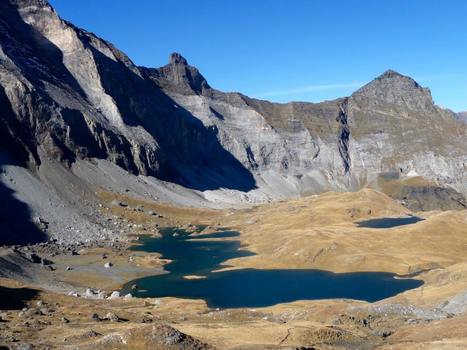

{"left": 49, "top": 0, "right": 467, "bottom": 111}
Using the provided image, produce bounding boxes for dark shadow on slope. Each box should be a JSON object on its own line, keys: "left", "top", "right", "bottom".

{"left": 0, "top": 3, "right": 88, "bottom": 168}
{"left": 60, "top": 107, "right": 143, "bottom": 174}
{"left": 79, "top": 38, "right": 257, "bottom": 192}
{"left": 0, "top": 161, "right": 47, "bottom": 246}
{"left": 0, "top": 4, "right": 256, "bottom": 191}
{"left": 0, "top": 85, "right": 38, "bottom": 167}
{"left": 356, "top": 216, "right": 424, "bottom": 229}
{"left": 0, "top": 4, "right": 142, "bottom": 176}
{"left": 0, "top": 285, "right": 39, "bottom": 310}
{"left": 122, "top": 228, "right": 423, "bottom": 308}
{"left": 0, "top": 88, "right": 47, "bottom": 245}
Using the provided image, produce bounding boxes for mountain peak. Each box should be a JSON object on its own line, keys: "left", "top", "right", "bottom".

{"left": 381, "top": 69, "right": 402, "bottom": 76}
{"left": 352, "top": 69, "right": 434, "bottom": 111}
{"left": 376, "top": 69, "right": 420, "bottom": 86}
{"left": 142, "top": 53, "right": 210, "bottom": 95}
{"left": 379, "top": 69, "right": 405, "bottom": 79}
{"left": 169, "top": 52, "right": 188, "bottom": 66}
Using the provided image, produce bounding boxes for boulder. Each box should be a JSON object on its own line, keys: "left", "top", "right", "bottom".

{"left": 108, "top": 291, "right": 120, "bottom": 299}
{"left": 105, "top": 312, "right": 120, "bottom": 322}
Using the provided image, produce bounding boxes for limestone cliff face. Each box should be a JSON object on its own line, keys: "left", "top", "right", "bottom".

{"left": 151, "top": 58, "right": 467, "bottom": 197}
{"left": 346, "top": 71, "right": 466, "bottom": 195}
{"left": 0, "top": 0, "right": 159, "bottom": 174}
{"left": 0, "top": 0, "right": 255, "bottom": 192}
{"left": 1, "top": 0, "right": 466, "bottom": 202}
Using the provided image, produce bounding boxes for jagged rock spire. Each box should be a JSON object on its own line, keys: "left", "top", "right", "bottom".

{"left": 169, "top": 52, "right": 188, "bottom": 66}
{"left": 143, "top": 52, "right": 211, "bottom": 95}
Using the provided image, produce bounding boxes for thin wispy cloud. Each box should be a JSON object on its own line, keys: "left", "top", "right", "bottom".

{"left": 251, "top": 82, "right": 364, "bottom": 98}
{"left": 251, "top": 73, "right": 458, "bottom": 99}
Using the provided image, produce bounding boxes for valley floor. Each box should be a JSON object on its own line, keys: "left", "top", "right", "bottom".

{"left": 1, "top": 188, "right": 467, "bottom": 349}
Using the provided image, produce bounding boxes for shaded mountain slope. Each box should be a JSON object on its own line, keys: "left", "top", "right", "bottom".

{"left": 0, "top": 0, "right": 255, "bottom": 192}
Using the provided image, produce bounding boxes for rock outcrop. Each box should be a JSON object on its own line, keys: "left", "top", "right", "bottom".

{"left": 142, "top": 52, "right": 211, "bottom": 95}
{"left": 0, "top": 0, "right": 256, "bottom": 193}
{"left": 152, "top": 59, "right": 467, "bottom": 199}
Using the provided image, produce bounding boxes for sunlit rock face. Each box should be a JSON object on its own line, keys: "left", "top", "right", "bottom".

{"left": 148, "top": 58, "right": 466, "bottom": 198}
{"left": 1, "top": 0, "right": 466, "bottom": 202}
{"left": 0, "top": 0, "right": 256, "bottom": 193}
